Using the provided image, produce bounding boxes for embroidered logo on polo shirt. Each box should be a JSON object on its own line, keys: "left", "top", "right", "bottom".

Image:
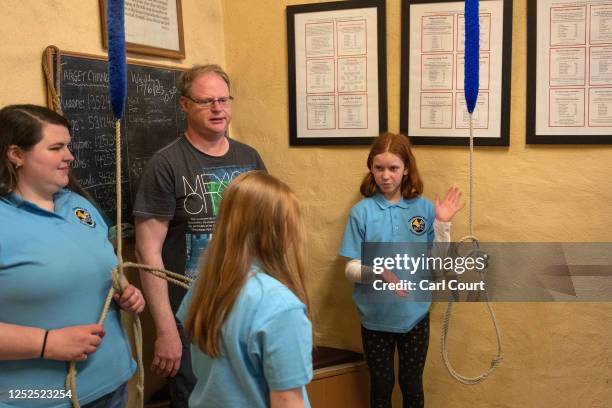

{"left": 409, "top": 216, "right": 426, "bottom": 235}
{"left": 74, "top": 207, "right": 96, "bottom": 228}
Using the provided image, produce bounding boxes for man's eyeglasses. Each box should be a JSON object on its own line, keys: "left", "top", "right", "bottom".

{"left": 184, "top": 95, "right": 234, "bottom": 109}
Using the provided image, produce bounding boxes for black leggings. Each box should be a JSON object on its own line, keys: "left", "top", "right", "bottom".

{"left": 361, "top": 314, "right": 429, "bottom": 408}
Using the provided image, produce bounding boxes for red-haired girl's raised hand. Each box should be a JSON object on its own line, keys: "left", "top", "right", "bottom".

{"left": 435, "top": 186, "right": 465, "bottom": 222}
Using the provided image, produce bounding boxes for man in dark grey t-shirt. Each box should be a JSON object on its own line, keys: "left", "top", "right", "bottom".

{"left": 133, "top": 64, "right": 266, "bottom": 408}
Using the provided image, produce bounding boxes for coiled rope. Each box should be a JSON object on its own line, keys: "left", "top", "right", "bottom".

{"left": 42, "top": 46, "right": 62, "bottom": 114}
{"left": 439, "top": 114, "right": 503, "bottom": 384}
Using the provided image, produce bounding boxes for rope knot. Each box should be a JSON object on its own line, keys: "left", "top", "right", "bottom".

{"left": 111, "top": 266, "right": 123, "bottom": 292}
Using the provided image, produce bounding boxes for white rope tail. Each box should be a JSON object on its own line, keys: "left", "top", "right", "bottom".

{"left": 65, "top": 121, "right": 146, "bottom": 408}
{"left": 112, "top": 119, "right": 146, "bottom": 408}
{"left": 440, "top": 112, "right": 503, "bottom": 385}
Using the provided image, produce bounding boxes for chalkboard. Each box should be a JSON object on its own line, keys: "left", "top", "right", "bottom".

{"left": 47, "top": 49, "right": 186, "bottom": 225}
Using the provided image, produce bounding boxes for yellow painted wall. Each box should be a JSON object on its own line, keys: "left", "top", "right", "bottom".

{"left": 0, "top": 0, "right": 226, "bottom": 106}
{"left": 222, "top": 0, "right": 612, "bottom": 406}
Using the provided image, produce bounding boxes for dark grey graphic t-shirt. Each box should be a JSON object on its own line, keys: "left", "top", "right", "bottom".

{"left": 133, "top": 136, "right": 266, "bottom": 311}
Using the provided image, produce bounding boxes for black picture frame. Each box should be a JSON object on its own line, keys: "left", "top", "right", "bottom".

{"left": 287, "top": 0, "right": 388, "bottom": 146}
{"left": 400, "top": 0, "right": 513, "bottom": 146}
{"left": 526, "top": 1, "right": 612, "bottom": 144}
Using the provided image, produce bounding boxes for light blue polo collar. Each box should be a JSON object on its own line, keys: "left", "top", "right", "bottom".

{"left": 1, "top": 189, "right": 71, "bottom": 217}
{"left": 373, "top": 193, "right": 417, "bottom": 210}
{"left": 1, "top": 192, "right": 22, "bottom": 207}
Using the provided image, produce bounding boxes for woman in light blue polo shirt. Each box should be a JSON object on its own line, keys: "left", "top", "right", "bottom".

{"left": 0, "top": 105, "right": 144, "bottom": 408}
{"left": 339, "top": 133, "right": 464, "bottom": 408}
{"left": 178, "top": 171, "right": 312, "bottom": 408}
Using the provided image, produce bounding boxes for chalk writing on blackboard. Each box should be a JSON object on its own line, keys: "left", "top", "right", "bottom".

{"left": 47, "top": 50, "right": 186, "bottom": 225}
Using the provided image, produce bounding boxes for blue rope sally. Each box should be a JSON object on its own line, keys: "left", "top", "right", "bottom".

{"left": 107, "top": 0, "right": 127, "bottom": 119}
{"left": 464, "top": 0, "right": 479, "bottom": 113}
{"left": 440, "top": 0, "right": 502, "bottom": 387}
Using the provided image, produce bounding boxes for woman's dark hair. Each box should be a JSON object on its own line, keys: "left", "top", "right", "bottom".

{"left": 0, "top": 104, "right": 85, "bottom": 196}
{"left": 360, "top": 132, "right": 424, "bottom": 199}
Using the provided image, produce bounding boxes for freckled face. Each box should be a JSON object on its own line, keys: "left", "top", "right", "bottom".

{"left": 371, "top": 152, "right": 408, "bottom": 201}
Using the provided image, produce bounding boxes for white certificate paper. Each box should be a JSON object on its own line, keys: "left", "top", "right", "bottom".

{"left": 124, "top": 0, "right": 181, "bottom": 51}
{"left": 536, "top": 0, "right": 612, "bottom": 135}
{"left": 294, "top": 7, "right": 380, "bottom": 138}
{"left": 407, "top": 0, "right": 505, "bottom": 139}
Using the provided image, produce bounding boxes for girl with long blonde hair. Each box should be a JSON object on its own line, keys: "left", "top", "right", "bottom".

{"left": 177, "top": 171, "right": 312, "bottom": 408}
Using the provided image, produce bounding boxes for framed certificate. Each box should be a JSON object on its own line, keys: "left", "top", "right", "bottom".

{"left": 287, "top": 0, "right": 388, "bottom": 146}
{"left": 100, "top": 0, "right": 185, "bottom": 60}
{"left": 527, "top": 0, "right": 612, "bottom": 144}
{"left": 400, "top": 0, "right": 512, "bottom": 146}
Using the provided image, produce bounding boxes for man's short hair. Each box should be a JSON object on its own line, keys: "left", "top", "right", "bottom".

{"left": 178, "top": 64, "right": 231, "bottom": 97}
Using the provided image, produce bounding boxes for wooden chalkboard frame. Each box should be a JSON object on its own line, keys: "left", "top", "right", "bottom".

{"left": 43, "top": 46, "right": 188, "bottom": 227}
{"left": 44, "top": 47, "right": 187, "bottom": 107}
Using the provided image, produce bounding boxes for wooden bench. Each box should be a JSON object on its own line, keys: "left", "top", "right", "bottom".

{"left": 306, "top": 347, "right": 370, "bottom": 408}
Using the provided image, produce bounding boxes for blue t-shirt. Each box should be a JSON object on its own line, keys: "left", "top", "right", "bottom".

{"left": 0, "top": 189, "right": 136, "bottom": 407}
{"left": 177, "top": 266, "right": 312, "bottom": 408}
{"left": 339, "top": 193, "right": 433, "bottom": 333}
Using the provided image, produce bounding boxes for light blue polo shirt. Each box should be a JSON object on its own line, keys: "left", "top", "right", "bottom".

{"left": 0, "top": 189, "right": 136, "bottom": 407}
{"left": 177, "top": 266, "right": 312, "bottom": 408}
{"left": 339, "top": 193, "right": 433, "bottom": 333}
